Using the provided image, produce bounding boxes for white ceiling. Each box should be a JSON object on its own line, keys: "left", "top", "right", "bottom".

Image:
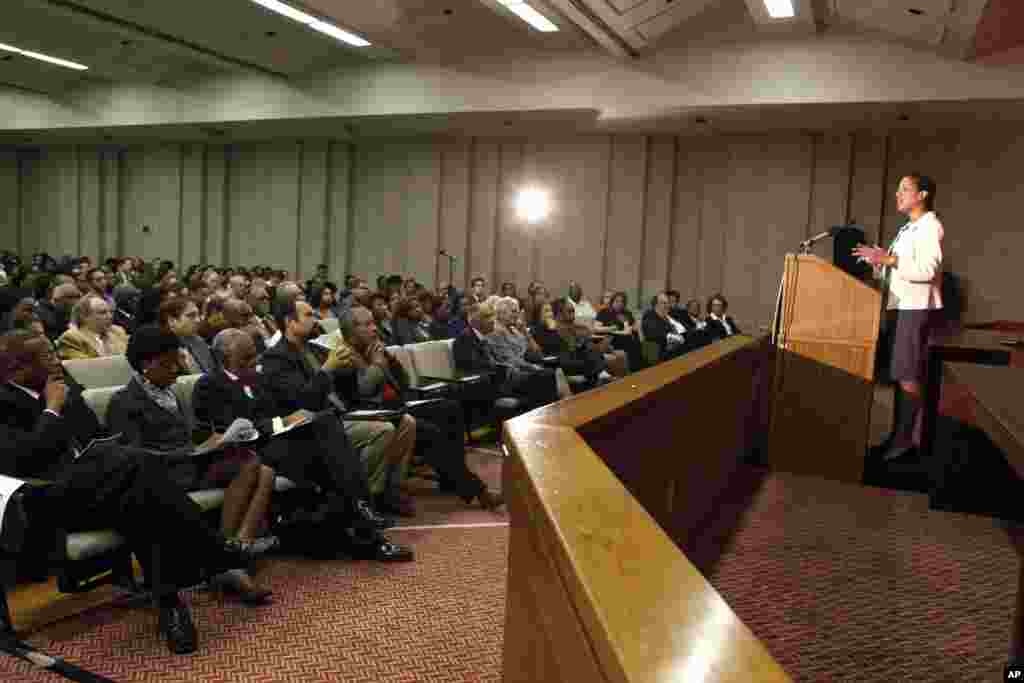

{"left": 0, "top": 0, "right": 1013, "bottom": 141}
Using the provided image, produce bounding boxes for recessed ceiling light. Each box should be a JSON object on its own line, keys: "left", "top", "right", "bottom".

{"left": 495, "top": 0, "right": 559, "bottom": 32}
{"left": 0, "top": 41, "right": 88, "bottom": 71}
{"left": 250, "top": 0, "right": 371, "bottom": 47}
{"left": 763, "top": 0, "right": 795, "bottom": 19}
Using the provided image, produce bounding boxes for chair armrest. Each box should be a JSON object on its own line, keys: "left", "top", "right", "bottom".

{"left": 343, "top": 409, "right": 405, "bottom": 422}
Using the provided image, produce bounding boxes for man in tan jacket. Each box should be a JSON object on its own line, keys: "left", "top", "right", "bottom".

{"left": 56, "top": 293, "right": 130, "bottom": 360}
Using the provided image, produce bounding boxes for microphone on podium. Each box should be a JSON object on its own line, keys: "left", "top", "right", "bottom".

{"left": 799, "top": 226, "right": 841, "bottom": 253}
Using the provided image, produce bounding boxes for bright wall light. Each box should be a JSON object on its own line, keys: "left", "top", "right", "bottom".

{"left": 250, "top": 0, "right": 371, "bottom": 46}
{"left": 0, "top": 41, "right": 88, "bottom": 71}
{"left": 763, "top": 0, "right": 795, "bottom": 19}
{"left": 516, "top": 188, "right": 550, "bottom": 223}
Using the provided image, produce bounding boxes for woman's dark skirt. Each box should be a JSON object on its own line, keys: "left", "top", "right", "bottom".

{"left": 885, "top": 308, "right": 942, "bottom": 383}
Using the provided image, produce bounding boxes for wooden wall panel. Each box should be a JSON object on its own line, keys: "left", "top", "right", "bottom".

{"left": 437, "top": 140, "right": 471, "bottom": 290}
{"left": 640, "top": 137, "right": 676, "bottom": 305}
{"left": 297, "top": 141, "right": 329, "bottom": 281}
{"left": 122, "top": 145, "right": 181, "bottom": 261}
{"left": 0, "top": 149, "right": 20, "bottom": 255}
{"left": 467, "top": 141, "right": 500, "bottom": 288}
{"left": 603, "top": 136, "right": 648, "bottom": 305}
{"left": 100, "top": 149, "right": 121, "bottom": 259}
{"left": 403, "top": 141, "right": 441, "bottom": 287}
{"left": 696, "top": 140, "right": 729, "bottom": 301}
{"left": 352, "top": 142, "right": 406, "bottom": 282}
{"left": 494, "top": 141, "right": 528, "bottom": 293}
{"left": 204, "top": 145, "right": 228, "bottom": 266}
{"left": 668, "top": 138, "right": 706, "bottom": 303}
{"left": 180, "top": 143, "right": 205, "bottom": 269}
{"left": 230, "top": 141, "right": 301, "bottom": 273}
{"left": 326, "top": 142, "right": 351, "bottom": 282}
{"left": 807, "top": 134, "right": 853, "bottom": 244}
{"left": 847, "top": 133, "right": 888, "bottom": 243}
{"left": 78, "top": 149, "right": 102, "bottom": 262}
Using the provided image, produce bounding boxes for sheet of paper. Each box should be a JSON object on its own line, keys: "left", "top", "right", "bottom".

{"left": 222, "top": 417, "right": 257, "bottom": 444}
{"left": 0, "top": 474, "right": 27, "bottom": 532}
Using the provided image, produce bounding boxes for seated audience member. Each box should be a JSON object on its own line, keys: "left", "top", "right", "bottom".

{"left": 454, "top": 301, "right": 559, "bottom": 409}
{"left": 246, "top": 284, "right": 278, "bottom": 341}
{"left": 57, "top": 294, "right": 129, "bottom": 360}
{"left": 107, "top": 326, "right": 276, "bottom": 602}
{"left": 392, "top": 296, "right": 433, "bottom": 345}
{"left": 567, "top": 281, "right": 599, "bottom": 331}
{"left": 417, "top": 291, "right": 437, "bottom": 324}
{"left": 227, "top": 274, "right": 248, "bottom": 300}
{"left": 198, "top": 292, "right": 231, "bottom": 343}
{"left": 0, "top": 329, "right": 265, "bottom": 653}
{"left": 112, "top": 285, "right": 141, "bottom": 335}
{"left": 113, "top": 257, "right": 136, "bottom": 288}
{"left": 402, "top": 278, "right": 418, "bottom": 299}
{"left": 539, "top": 299, "right": 608, "bottom": 390}
{"left": 523, "top": 285, "right": 549, "bottom": 330}
{"left": 489, "top": 298, "right": 567, "bottom": 398}
{"left": 642, "top": 293, "right": 692, "bottom": 362}
{"left": 705, "top": 293, "right": 741, "bottom": 340}
{"left": 84, "top": 267, "right": 114, "bottom": 307}
{"left": 384, "top": 275, "right": 404, "bottom": 301}
{"left": 469, "top": 276, "right": 488, "bottom": 304}
{"left": 596, "top": 290, "right": 614, "bottom": 314}
{"left": 160, "top": 298, "right": 219, "bottom": 375}
{"left": 595, "top": 291, "right": 647, "bottom": 372}
{"left": 259, "top": 298, "right": 413, "bottom": 559}
{"left": 194, "top": 329, "right": 399, "bottom": 553}
{"left": 311, "top": 282, "right": 341, "bottom": 320}
{"left": 221, "top": 299, "right": 269, "bottom": 353}
{"left": 334, "top": 307, "right": 503, "bottom": 510}
{"left": 1, "top": 296, "right": 37, "bottom": 332}
{"left": 500, "top": 282, "right": 517, "bottom": 299}
{"left": 666, "top": 290, "right": 685, "bottom": 323}
{"left": 370, "top": 293, "right": 395, "bottom": 345}
{"left": 683, "top": 298, "right": 705, "bottom": 328}
{"left": 36, "top": 282, "right": 81, "bottom": 340}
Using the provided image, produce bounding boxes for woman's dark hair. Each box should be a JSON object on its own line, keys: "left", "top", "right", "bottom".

{"left": 906, "top": 173, "right": 937, "bottom": 210}
{"left": 126, "top": 324, "right": 182, "bottom": 373}
{"left": 309, "top": 282, "right": 337, "bottom": 309}
{"left": 417, "top": 291, "right": 436, "bottom": 313}
{"left": 158, "top": 297, "right": 194, "bottom": 331}
{"left": 707, "top": 293, "right": 728, "bottom": 313}
{"left": 611, "top": 291, "right": 628, "bottom": 309}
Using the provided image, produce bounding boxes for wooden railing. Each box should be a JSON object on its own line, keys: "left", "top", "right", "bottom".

{"left": 502, "top": 335, "right": 791, "bottom": 683}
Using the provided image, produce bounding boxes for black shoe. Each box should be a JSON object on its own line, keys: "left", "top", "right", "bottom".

{"left": 354, "top": 499, "right": 395, "bottom": 530}
{"left": 212, "top": 569, "right": 273, "bottom": 606}
{"left": 159, "top": 604, "right": 197, "bottom": 655}
{"left": 344, "top": 533, "right": 414, "bottom": 562}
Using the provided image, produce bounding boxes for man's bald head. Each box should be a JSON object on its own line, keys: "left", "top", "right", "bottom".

{"left": 217, "top": 327, "right": 257, "bottom": 373}
{"left": 50, "top": 283, "right": 81, "bottom": 306}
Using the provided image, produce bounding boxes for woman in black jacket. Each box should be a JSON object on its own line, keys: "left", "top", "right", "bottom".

{"left": 107, "top": 326, "right": 275, "bottom": 602}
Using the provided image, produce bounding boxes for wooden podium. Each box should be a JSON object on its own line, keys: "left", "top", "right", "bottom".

{"left": 768, "top": 254, "right": 881, "bottom": 483}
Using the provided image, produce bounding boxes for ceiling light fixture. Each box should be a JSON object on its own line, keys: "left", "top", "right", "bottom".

{"left": 763, "top": 0, "right": 795, "bottom": 19}
{"left": 0, "top": 41, "right": 88, "bottom": 71}
{"left": 250, "top": 0, "right": 371, "bottom": 46}
{"left": 495, "top": 0, "right": 559, "bottom": 32}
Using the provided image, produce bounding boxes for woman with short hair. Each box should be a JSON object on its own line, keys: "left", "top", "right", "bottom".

{"left": 595, "top": 291, "right": 646, "bottom": 372}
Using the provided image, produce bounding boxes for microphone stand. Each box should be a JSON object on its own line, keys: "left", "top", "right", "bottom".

{"left": 438, "top": 250, "right": 456, "bottom": 292}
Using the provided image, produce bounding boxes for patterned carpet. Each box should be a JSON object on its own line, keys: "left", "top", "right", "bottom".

{"left": 1, "top": 447, "right": 509, "bottom": 683}
{"left": 690, "top": 466, "right": 1020, "bottom": 682}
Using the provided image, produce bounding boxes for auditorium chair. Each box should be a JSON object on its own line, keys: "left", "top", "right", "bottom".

{"left": 406, "top": 340, "right": 521, "bottom": 438}
{"left": 62, "top": 355, "right": 134, "bottom": 389}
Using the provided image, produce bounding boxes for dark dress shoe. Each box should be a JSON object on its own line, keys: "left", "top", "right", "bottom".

{"left": 344, "top": 533, "right": 415, "bottom": 562}
{"left": 475, "top": 489, "right": 505, "bottom": 511}
{"left": 159, "top": 604, "right": 197, "bottom": 655}
{"left": 354, "top": 499, "right": 395, "bottom": 530}
{"left": 213, "top": 569, "right": 273, "bottom": 606}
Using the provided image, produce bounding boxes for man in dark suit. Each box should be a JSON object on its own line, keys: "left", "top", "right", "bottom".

{"left": 705, "top": 294, "right": 742, "bottom": 340}
{"left": 642, "top": 294, "right": 685, "bottom": 362}
{"left": 193, "top": 329, "right": 398, "bottom": 540}
{"left": 334, "top": 307, "right": 503, "bottom": 511}
{"left": 258, "top": 299, "right": 413, "bottom": 561}
{"left": 0, "top": 329, "right": 256, "bottom": 654}
{"left": 453, "top": 301, "right": 557, "bottom": 409}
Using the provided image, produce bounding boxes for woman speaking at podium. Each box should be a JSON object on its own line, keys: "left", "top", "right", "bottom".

{"left": 852, "top": 174, "right": 944, "bottom": 462}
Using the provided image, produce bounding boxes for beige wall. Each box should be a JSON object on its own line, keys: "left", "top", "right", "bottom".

{"left": 0, "top": 131, "right": 1019, "bottom": 327}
